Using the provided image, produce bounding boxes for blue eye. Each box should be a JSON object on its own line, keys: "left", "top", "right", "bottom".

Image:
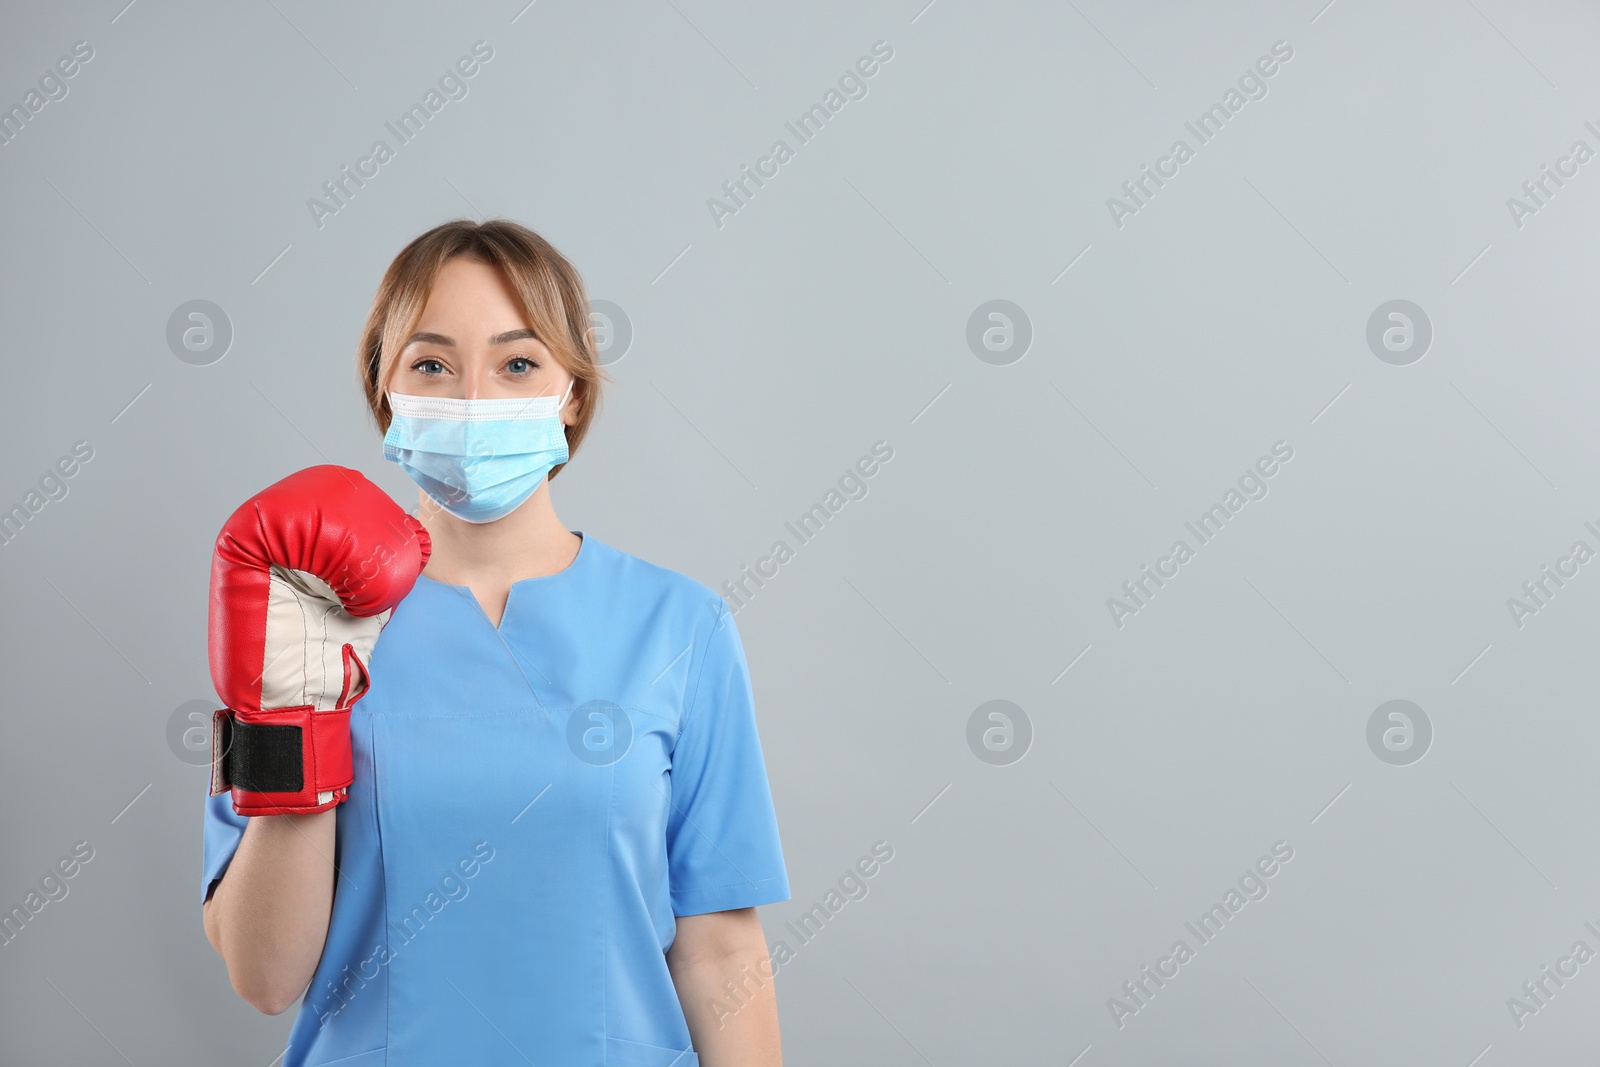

{"left": 506, "top": 357, "right": 538, "bottom": 375}
{"left": 412, "top": 359, "right": 446, "bottom": 376}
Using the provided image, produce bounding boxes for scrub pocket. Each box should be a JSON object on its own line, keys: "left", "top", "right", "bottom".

{"left": 310, "top": 1048, "right": 387, "bottom": 1066}
{"left": 607, "top": 1036, "right": 701, "bottom": 1066}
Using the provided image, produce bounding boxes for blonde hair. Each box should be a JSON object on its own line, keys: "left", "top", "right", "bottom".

{"left": 357, "top": 218, "right": 609, "bottom": 481}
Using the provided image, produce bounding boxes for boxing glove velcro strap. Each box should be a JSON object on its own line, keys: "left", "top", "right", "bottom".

{"left": 220, "top": 716, "right": 305, "bottom": 793}
{"left": 209, "top": 705, "right": 355, "bottom": 810}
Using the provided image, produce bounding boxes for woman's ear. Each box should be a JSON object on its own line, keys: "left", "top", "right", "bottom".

{"left": 562, "top": 379, "right": 581, "bottom": 426}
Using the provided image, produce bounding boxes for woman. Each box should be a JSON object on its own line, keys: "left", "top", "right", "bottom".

{"left": 200, "top": 219, "right": 791, "bottom": 1066}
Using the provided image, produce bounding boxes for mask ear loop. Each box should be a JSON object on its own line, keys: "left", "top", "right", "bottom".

{"left": 528, "top": 378, "right": 576, "bottom": 414}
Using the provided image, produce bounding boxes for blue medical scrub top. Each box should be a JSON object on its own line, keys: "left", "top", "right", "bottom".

{"left": 201, "top": 532, "right": 791, "bottom": 1067}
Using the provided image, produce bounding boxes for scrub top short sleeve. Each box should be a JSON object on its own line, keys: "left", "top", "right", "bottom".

{"left": 201, "top": 793, "right": 248, "bottom": 906}
{"left": 667, "top": 602, "right": 790, "bottom": 917}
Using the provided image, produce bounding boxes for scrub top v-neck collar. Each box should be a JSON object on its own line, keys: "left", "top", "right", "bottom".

{"left": 413, "top": 529, "right": 588, "bottom": 633}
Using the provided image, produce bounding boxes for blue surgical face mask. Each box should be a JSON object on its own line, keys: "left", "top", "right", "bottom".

{"left": 382, "top": 381, "right": 574, "bottom": 524}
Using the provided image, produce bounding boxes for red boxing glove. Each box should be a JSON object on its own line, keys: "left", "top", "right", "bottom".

{"left": 207, "top": 465, "right": 431, "bottom": 816}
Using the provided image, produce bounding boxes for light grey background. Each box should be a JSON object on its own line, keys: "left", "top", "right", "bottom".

{"left": 3, "top": 0, "right": 1599, "bottom": 1063}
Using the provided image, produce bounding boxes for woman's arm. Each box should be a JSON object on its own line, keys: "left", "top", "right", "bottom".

{"left": 202, "top": 810, "right": 337, "bottom": 1015}
{"left": 666, "top": 907, "right": 782, "bottom": 1066}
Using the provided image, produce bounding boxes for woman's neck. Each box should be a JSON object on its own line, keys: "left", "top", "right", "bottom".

{"left": 416, "top": 482, "right": 580, "bottom": 585}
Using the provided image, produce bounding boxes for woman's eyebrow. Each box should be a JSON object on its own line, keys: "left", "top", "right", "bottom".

{"left": 405, "top": 329, "right": 539, "bottom": 347}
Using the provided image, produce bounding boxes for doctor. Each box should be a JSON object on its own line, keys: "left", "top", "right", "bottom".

{"left": 201, "top": 219, "right": 791, "bottom": 1066}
